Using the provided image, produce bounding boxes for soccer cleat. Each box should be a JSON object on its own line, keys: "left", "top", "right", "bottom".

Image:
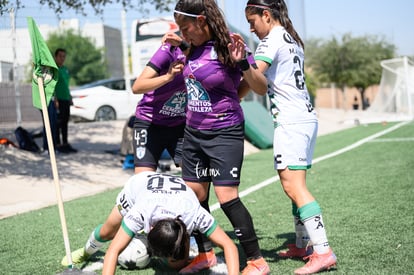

{"left": 179, "top": 250, "right": 217, "bottom": 273}
{"left": 61, "top": 247, "right": 91, "bottom": 266}
{"left": 294, "top": 249, "right": 337, "bottom": 275}
{"left": 278, "top": 243, "right": 313, "bottom": 259}
{"left": 241, "top": 257, "right": 270, "bottom": 275}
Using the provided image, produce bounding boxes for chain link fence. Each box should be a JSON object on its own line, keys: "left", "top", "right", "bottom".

{"left": 0, "top": 83, "right": 42, "bottom": 124}
{"left": 0, "top": 83, "right": 43, "bottom": 142}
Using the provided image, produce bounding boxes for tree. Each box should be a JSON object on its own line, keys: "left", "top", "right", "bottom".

{"left": 306, "top": 33, "right": 395, "bottom": 109}
{"left": 305, "top": 69, "right": 317, "bottom": 106}
{"left": 47, "top": 29, "right": 108, "bottom": 85}
{"left": 1, "top": 0, "right": 175, "bottom": 16}
{"left": 349, "top": 37, "right": 395, "bottom": 109}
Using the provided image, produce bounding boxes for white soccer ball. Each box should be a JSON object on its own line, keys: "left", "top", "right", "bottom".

{"left": 118, "top": 235, "right": 151, "bottom": 269}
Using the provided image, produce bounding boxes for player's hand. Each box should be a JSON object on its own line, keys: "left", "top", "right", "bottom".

{"left": 228, "top": 33, "right": 246, "bottom": 62}
{"left": 166, "top": 60, "right": 184, "bottom": 80}
{"left": 162, "top": 32, "right": 183, "bottom": 47}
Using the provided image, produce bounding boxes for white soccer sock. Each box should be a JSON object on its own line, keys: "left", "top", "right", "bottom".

{"left": 84, "top": 227, "right": 106, "bottom": 255}
{"left": 294, "top": 216, "right": 310, "bottom": 248}
{"left": 302, "top": 214, "right": 330, "bottom": 254}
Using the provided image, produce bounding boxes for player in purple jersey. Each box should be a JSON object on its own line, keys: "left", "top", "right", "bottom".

{"left": 165, "top": 0, "right": 271, "bottom": 274}
{"left": 244, "top": 1, "right": 337, "bottom": 275}
{"left": 131, "top": 42, "right": 187, "bottom": 174}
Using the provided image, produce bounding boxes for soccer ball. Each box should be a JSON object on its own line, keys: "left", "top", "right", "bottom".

{"left": 118, "top": 235, "right": 151, "bottom": 269}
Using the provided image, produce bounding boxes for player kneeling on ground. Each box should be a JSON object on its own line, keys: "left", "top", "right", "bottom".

{"left": 61, "top": 172, "right": 239, "bottom": 274}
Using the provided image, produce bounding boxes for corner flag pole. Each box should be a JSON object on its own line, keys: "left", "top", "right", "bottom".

{"left": 28, "top": 16, "right": 94, "bottom": 274}
{"left": 37, "top": 76, "right": 75, "bottom": 268}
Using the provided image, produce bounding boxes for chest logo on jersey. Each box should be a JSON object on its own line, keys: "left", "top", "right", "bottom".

{"left": 189, "top": 60, "right": 203, "bottom": 72}
{"left": 185, "top": 76, "right": 212, "bottom": 113}
{"left": 160, "top": 90, "right": 187, "bottom": 117}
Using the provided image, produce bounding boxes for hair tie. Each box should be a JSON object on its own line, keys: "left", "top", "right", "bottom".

{"left": 246, "top": 4, "right": 270, "bottom": 9}
{"left": 174, "top": 10, "right": 200, "bottom": 18}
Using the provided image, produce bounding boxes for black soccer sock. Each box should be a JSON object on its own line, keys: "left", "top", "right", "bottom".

{"left": 200, "top": 192, "right": 211, "bottom": 213}
{"left": 193, "top": 194, "right": 213, "bottom": 252}
{"left": 221, "top": 197, "right": 262, "bottom": 259}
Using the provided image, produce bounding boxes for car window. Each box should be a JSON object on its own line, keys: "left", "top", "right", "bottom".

{"left": 113, "top": 80, "right": 126, "bottom": 90}
{"left": 100, "top": 80, "right": 123, "bottom": 90}
{"left": 76, "top": 78, "right": 136, "bottom": 91}
{"left": 130, "top": 78, "right": 136, "bottom": 87}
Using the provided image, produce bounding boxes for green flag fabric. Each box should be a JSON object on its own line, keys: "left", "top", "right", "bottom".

{"left": 27, "top": 17, "right": 58, "bottom": 109}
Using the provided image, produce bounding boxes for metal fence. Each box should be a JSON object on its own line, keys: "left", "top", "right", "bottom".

{"left": 0, "top": 82, "right": 43, "bottom": 126}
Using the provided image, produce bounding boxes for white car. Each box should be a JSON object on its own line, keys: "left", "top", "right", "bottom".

{"left": 70, "top": 78, "right": 142, "bottom": 121}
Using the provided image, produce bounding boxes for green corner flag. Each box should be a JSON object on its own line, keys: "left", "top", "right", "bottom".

{"left": 27, "top": 17, "right": 58, "bottom": 109}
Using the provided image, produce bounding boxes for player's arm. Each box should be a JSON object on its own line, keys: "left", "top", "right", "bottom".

{"left": 131, "top": 61, "right": 183, "bottom": 94}
{"left": 238, "top": 78, "right": 251, "bottom": 100}
{"left": 237, "top": 58, "right": 270, "bottom": 99}
{"left": 238, "top": 60, "right": 268, "bottom": 96}
{"left": 102, "top": 227, "right": 132, "bottom": 275}
{"left": 229, "top": 33, "right": 268, "bottom": 96}
{"left": 208, "top": 225, "right": 239, "bottom": 275}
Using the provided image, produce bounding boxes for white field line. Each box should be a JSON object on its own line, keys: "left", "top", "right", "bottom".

{"left": 210, "top": 121, "right": 410, "bottom": 212}
{"left": 82, "top": 122, "right": 410, "bottom": 273}
{"left": 369, "top": 137, "right": 414, "bottom": 142}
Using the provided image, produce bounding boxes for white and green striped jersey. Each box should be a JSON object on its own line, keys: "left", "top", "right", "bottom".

{"left": 255, "top": 25, "right": 317, "bottom": 125}
{"left": 119, "top": 171, "right": 217, "bottom": 237}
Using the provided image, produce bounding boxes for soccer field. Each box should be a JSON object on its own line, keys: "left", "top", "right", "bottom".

{"left": 1, "top": 121, "right": 413, "bottom": 274}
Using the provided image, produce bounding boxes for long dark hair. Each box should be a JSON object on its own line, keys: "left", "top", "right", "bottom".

{"left": 147, "top": 216, "right": 189, "bottom": 260}
{"left": 174, "top": 0, "right": 234, "bottom": 66}
{"left": 246, "top": 0, "right": 304, "bottom": 49}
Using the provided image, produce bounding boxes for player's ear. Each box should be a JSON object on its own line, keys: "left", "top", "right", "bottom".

{"left": 196, "top": 15, "right": 207, "bottom": 27}
{"left": 262, "top": 9, "right": 272, "bottom": 23}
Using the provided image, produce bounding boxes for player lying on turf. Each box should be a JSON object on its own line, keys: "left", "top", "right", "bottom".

{"left": 61, "top": 171, "right": 239, "bottom": 274}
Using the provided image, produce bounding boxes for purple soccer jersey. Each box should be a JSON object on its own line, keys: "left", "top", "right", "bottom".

{"left": 183, "top": 41, "right": 244, "bottom": 130}
{"left": 135, "top": 43, "right": 187, "bottom": 127}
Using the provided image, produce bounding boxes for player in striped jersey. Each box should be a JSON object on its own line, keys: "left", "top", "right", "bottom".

{"left": 242, "top": 1, "right": 337, "bottom": 274}
{"left": 62, "top": 172, "right": 239, "bottom": 274}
